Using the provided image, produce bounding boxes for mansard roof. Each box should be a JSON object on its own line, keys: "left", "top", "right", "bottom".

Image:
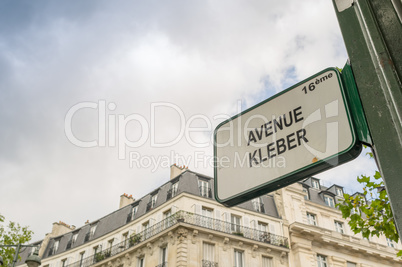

{"left": 18, "top": 169, "right": 279, "bottom": 264}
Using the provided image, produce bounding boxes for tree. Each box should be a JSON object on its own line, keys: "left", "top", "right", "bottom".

{"left": 0, "top": 214, "right": 34, "bottom": 266}
{"left": 336, "top": 151, "right": 401, "bottom": 256}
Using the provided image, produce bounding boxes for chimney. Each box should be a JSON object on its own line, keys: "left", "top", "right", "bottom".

{"left": 51, "top": 221, "right": 74, "bottom": 236}
{"left": 170, "top": 164, "right": 188, "bottom": 180}
{"left": 120, "top": 193, "right": 134, "bottom": 208}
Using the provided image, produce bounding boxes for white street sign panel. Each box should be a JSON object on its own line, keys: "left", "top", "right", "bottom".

{"left": 214, "top": 68, "right": 361, "bottom": 206}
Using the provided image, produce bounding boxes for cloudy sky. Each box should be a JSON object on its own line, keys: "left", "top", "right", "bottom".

{"left": 0, "top": 0, "right": 378, "bottom": 242}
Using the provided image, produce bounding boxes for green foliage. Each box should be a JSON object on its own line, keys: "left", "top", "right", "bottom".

{"left": 0, "top": 214, "right": 34, "bottom": 266}
{"left": 336, "top": 168, "right": 400, "bottom": 256}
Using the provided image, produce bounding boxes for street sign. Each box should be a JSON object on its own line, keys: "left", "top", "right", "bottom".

{"left": 214, "top": 68, "right": 362, "bottom": 206}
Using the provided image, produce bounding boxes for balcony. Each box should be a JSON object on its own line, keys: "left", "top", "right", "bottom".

{"left": 202, "top": 260, "right": 218, "bottom": 267}
{"left": 199, "top": 186, "right": 212, "bottom": 198}
{"left": 65, "top": 211, "right": 288, "bottom": 267}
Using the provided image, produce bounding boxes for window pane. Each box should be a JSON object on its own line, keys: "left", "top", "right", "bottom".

{"left": 262, "top": 256, "right": 273, "bottom": 267}
{"left": 203, "top": 243, "right": 215, "bottom": 261}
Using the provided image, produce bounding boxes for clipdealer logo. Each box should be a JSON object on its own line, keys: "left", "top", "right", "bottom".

{"left": 64, "top": 100, "right": 241, "bottom": 160}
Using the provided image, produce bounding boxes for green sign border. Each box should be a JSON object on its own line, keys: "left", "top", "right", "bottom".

{"left": 214, "top": 67, "right": 362, "bottom": 207}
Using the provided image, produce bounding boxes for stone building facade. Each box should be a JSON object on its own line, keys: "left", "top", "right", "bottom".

{"left": 16, "top": 166, "right": 402, "bottom": 267}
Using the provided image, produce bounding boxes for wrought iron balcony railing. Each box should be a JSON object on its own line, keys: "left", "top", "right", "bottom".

{"left": 65, "top": 211, "right": 288, "bottom": 267}
{"left": 202, "top": 260, "right": 218, "bottom": 267}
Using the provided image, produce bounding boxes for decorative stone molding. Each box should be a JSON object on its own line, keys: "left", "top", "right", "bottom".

{"left": 238, "top": 241, "right": 243, "bottom": 248}
{"left": 192, "top": 230, "right": 198, "bottom": 244}
{"left": 280, "top": 252, "right": 287, "bottom": 264}
{"left": 146, "top": 242, "right": 153, "bottom": 256}
{"left": 168, "top": 231, "right": 175, "bottom": 245}
{"left": 123, "top": 253, "right": 132, "bottom": 267}
{"left": 252, "top": 245, "right": 259, "bottom": 258}
{"left": 177, "top": 227, "right": 188, "bottom": 242}
{"left": 223, "top": 237, "right": 230, "bottom": 251}
{"left": 158, "top": 237, "right": 167, "bottom": 248}
{"left": 208, "top": 234, "right": 214, "bottom": 240}
{"left": 135, "top": 248, "right": 144, "bottom": 258}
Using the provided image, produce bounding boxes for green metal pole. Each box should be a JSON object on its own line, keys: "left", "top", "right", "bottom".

{"left": 11, "top": 244, "right": 21, "bottom": 267}
{"left": 333, "top": 0, "right": 402, "bottom": 233}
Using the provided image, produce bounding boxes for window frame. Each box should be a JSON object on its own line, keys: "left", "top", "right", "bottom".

{"left": 324, "top": 195, "right": 335, "bottom": 208}
{"left": 307, "top": 213, "right": 317, "bottom": 226}
{"left": 334, "top": 221, "right": 344, "bottom": 234}
{"left": 311, "top": 179, "right": 320, "bottom": 189}
{"left": 317, "top": 254, "right": 328, "bottom": 267}
{"left": 231, "top": 214, "right": 242, "bottom": 233}
{"left": 234, "top": 250, "right": 244, "bottom": 267}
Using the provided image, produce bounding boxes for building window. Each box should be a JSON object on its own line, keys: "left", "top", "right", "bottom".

{"left": 303, "top": 188, "right": 309, "bottom": 200}
{"left": 324, "top": 195, "right": 335, "bottom": 208}
{"left": 386, "top": 238, "right": 395, "bottom": 248}
{"left": 202, "top": 207, "right": 213, "bottom": 218}
{"left": 262, "top": 256, "right": 273, "bottom": 267}
{"left": 137, "top": 257, "right": 144, "bottom": 267}
{"left": 108, "top": 239, "right": 114, "bottom": 252}
{"left": 334, "top": 221, "right": 344, "bottom": 234}
{"left": 252, "top": 198, "right": 264, "bottom": 212}
{"left": 312, "top": 179, "right": 320, "bottom": 189}
{"left": 79, "top": 251, "right": 85, "bottom": 267}
{"left": 61, "top": 259, "right": 67, "bottom": 267}
{"left": 258, "top": 222, "right": 268, "bottom": 233}
{"left": 202, "top": 243, "right": 215, "bottom": 266}
{"left": 90, "top": 224, "right": 97, "bottom": 238}
{"left": 336, "top": 187, "right": 343, "bottom": 197}
{"left": 317, "top": 254, "right": 327, "bottom": 267}
{"left": 143, "top": 221, "right": 150, "bottom": 239}
{"left": 231, "top": 215, "right": 242, "bottom": 233}
{"left": 122, "top": 232, "right": 129, "bottom": 248}
{"left": 307, "top": 213, "right": 317, "bottom": 226}
{"left": 199, "top": 179, "right": 211, "bottom": 198}
{"left": 49, "top": 240, "right": 59, "bottom": 255}
{"left": 131, "top": 205, "right": 138, "bottom": 219}
{"left": 171, "top": 182, "right": 178, "bottom": 197}
{"left": 146, "top": 194, "right": 158, "bottom": 212}
{"left": 160, "top": 246, "right": 167, "bottom": 266}
{"left": 151, "top": 194, "right": 158, "bottom": 208}
{"left": 164, "top": 209, "right": 173, "bottom": 228}
{"left": 72, "top": 232, "right": 78, "bottom": 244}
{"left": 347, "top": 262, "right": 357, "bottom": 267}
{"left": 234, "top": 250, "right": 244, "bottom": 267}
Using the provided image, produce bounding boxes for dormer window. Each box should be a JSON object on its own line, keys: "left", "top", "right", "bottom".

{"left": 311, "top": 179, "right": 320, "bottom": 189}
{"left": 147, "top": 193, "right": 158, "bottom": 211}
{"left": 198, "top": 179, "right": 211, "bottom": 198}
{"left": 90, "top": 224, "right": 97, "bottom": 237}
{"left": 151, "top": 194, "right": 158, "bottom": 208}
{"left": 251, "top": 198, "right": 265, "bottom": 213}
{"left": 336, "top": 187, "right": 343, "bottom": 197}
{"left": 324, "top": 195, "right": 335, "bottom": 208}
